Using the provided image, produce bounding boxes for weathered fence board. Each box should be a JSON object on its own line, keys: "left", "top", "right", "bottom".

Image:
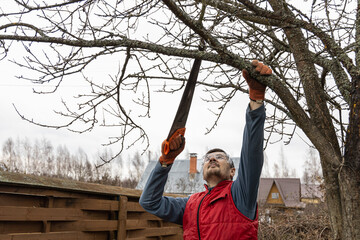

{"left": 0, "top": 171, "right": 183, "bottom": 239}
{"left": 55, "top": 198, "right": 119, "bottom": 211}
{"left": 51, "top": 220, "right": 118, "bottom": 231}
{"left": 0, "top": 231, "right": 108, "bottom": 240}
{"left": 0, "top": 206, "right": 83, "bottom": 221}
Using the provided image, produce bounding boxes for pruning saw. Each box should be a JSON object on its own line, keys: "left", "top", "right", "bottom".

{"left": 163, "top": 58, "right": 202, "bottom": 155}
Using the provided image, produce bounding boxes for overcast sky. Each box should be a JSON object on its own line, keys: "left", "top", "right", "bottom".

{"left": 0, "top": 0, "right": 317, "bottom": 177}
{"left": 0, "top": 49, "right": 314, "bottom": 179}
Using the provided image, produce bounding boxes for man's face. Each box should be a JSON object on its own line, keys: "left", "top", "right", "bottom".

{"left": 202, "top": 152, "right": 235, "bottom": 183}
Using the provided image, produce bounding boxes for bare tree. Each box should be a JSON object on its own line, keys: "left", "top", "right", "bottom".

{"left": 84, "top": 158, "right": 94, "bottom": 182}
{"left": 95, "top": 148, "right": 113, "bottom": 183}
{"left": 302, "top": 147, "right": 323, "bottom": 185}
{"left": 175, "top": 177, "right": 188, "bottom": 194}
{"left": 40, "top": 138, "right": 54, "bottom": 176}
{"left": 31, "top": 139, "right": 42, "bottom": 175}
{"left": 2, "top": 138, "right": 17, "bottom": 172}
{"left": 260, "top": 153, "right": 271, "bottom": 178}
{"left": 273, "top": 162, "right": 280, "bottom": 178}
{"left": 55, "top": 145, "right": 72, "bottom": 178}
{"left": 1, "top": 1, "right": 359, "bottom": 238}
{"left": 129, "top": 150, "right": 149, "bottom": 184}
{"left": 0, "top": 136, "right": 136, "bottom": 186}
{"left": 73, "top": 147, "right": 89, "bottom": 181}
{"left": 21, "top": 137, "right": 33, "bottom": 174}
{"left": 279, "top": 146, "right": 289, "bottom": 178}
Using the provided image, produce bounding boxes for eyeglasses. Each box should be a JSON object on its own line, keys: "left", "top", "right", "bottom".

{"left": 203, "top": 153, "right": 228, "bottom": 163}
{"left": 202, "top": 153, "right": 234, "bottom": 168}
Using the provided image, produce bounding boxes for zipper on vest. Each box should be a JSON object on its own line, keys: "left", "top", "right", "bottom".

{"left": 197, "top": 189, "right": 211, "bottom": 240}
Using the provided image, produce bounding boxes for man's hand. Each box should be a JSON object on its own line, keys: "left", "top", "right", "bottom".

{"left": 159, "top": 135, "right": 185, "bottom": 167}
{"left": 242, "top": 60, "right": 272, "bottom": 101}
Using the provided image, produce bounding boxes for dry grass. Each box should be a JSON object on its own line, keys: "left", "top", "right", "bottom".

{"left": 258, "top": 204, "right": 332, "bottom": 240}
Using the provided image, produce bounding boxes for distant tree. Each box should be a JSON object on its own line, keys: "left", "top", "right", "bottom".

{"left": 260, "top": 153, "right": 271, "bottom": 178}
{"left": 0, "top": 136, "right": 138, "bottom": 187}
{"left": 14, "top": 138, "right": 23, "bottom": 172}
{"left": 270, "top": 147, "right": 296, "bottom": 178}
{"left": 279, "top": 146, "right": 289, "bottom": 178}
{"left": 290, "top": 168, "right": 297, "bottom": 178}
{"left": 128, "top": 150, "right": 149, "bottom": 187}
{"left": 73, "top": 148, "right": 89, "bottom": 181}
{"left": 95, "top": 148, "right": 113, "bottom": 183}
{"left": 2, "top": 138, "right": 17, "bottom": 172}
{"left": 55, "top": 145, "right": 72, "bottom": 179}
{"left": 302, "top": 147, "right": 323, "bottom": 185}
{"left": 21, "top": 137, "right": 32, "bottom": 174}
{"left": 119, "top": 177, "right": 139, "bottom": 189}
{"left": 175, "top": 177, "right": 188, "bottom": 194}
{"left": 40, "top": 138, "right": 54, "bottom": 176}
{"left": 31, "top": 139, "right": 42, "bottom": 175}
{"left": 84, "top": 159, "right": 94, "bottom": 182}
{"left": 273, "top": 163, "right": 280, "bottom": 178}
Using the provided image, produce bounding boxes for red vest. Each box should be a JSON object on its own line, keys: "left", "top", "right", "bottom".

{"left": 182, "top": 181, "right": 258, "bottom": 240}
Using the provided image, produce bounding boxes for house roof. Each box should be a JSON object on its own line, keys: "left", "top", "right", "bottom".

{"left": 258, "top": 178, "right": 306, "bottom": 208}
{"left": 136, "top": 157, "right": 241, "bottom": 195}
{"left": 136, "top": 159, "right": 204, "bottom": 195}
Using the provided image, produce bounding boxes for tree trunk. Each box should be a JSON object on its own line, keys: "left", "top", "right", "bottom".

{"left": 267, "top": 1, "right": 344, "bottom": 237}
{"left": 320, "top": 154, "right": 343, "bottom": 239}
{"left": 340, "top": 74, "right": 360, "bottom": 239}
{"left": 338, "top": 165, "right": 360, "bottom": 239}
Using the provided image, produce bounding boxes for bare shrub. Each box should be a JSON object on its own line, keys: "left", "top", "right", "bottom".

{"left": 258, "top": 204, "right": 331, "bottom": 240}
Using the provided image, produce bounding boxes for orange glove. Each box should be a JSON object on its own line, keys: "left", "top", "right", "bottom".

{"left": 242, "top": 60, "right": 272, "bottom": 100}
{"left": 159, "top": 134, "right": 185, "bottom": 167}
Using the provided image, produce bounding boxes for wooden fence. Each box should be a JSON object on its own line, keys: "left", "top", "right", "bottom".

{"left": 0, "top": 171, "right": 183, "bottom": 240}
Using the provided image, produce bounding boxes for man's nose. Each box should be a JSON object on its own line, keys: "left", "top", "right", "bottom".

{"left": 209, "top": 157, "right": 217, "bottom": 162}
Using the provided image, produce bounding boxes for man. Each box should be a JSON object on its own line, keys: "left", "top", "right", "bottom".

{"left": 139, "top": 60, "right": 272, "bottom": 240}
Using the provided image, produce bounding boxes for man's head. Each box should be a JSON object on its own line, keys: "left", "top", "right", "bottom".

{"left": 202, "top": 148, "right": 235, "bottom": 187}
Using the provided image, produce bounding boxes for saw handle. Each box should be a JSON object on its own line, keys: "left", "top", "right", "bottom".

{"left": 163, "top": 128, "right": 186, "bottom": 155}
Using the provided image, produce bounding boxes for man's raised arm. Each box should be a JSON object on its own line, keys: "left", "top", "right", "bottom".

{"left": 231, "top": 60, "right": 272, "bottom": 220}
{"left": 139, "top": 135, "right": 188, "bottom": 225}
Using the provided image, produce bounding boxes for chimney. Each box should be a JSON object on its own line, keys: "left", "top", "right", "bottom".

{"left": 189, "top": 153, "right": 198, "bottom": 174}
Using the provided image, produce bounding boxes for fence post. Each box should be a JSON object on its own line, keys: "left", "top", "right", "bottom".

{"left": 117, "top": 195, "right": 128, "bottom": 240}
{"left": 42, "top": 196, "right": 54, "bottom": 233}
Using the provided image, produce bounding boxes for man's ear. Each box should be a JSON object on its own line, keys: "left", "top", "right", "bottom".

{"left": 230, "top": 168, "right": 236, "bottom": 179}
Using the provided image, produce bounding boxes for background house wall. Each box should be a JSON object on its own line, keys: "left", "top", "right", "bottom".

{"left": 266, "top": 183, "right": 284, "bottom": 205}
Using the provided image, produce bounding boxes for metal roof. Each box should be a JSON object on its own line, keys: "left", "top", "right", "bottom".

{"left": 136, "top": 157, "right": 241, "bottom": 195}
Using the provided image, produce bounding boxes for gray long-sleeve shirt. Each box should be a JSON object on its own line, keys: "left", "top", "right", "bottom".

{"left": 139, "top": 104, "right": 265, "bottom": 225}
